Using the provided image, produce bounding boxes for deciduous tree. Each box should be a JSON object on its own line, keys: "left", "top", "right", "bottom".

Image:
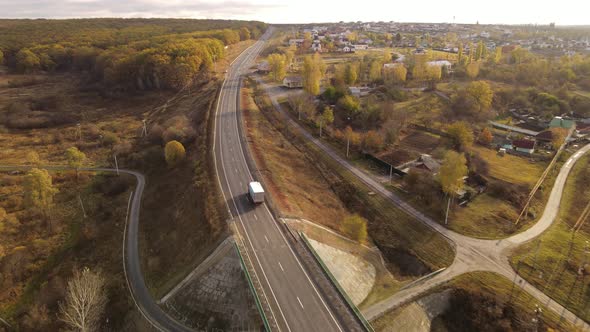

{"left": 362, "top": 130, "right": 384, "bottom": 152}
{"left": 478, "top": 127, "right": 493, "bottom": 146}
{"left": 164, "top": 140, "right": 186, "bottom": 167}
{"left": 337, "top": 95, "right": 361, "bottom": 118}
{"left": 16, "top": 49, "right": 41, "bottom": 73}
{"left": 239, "top": 27, "right": 251, "bottom": 41}
{"left": 267, "top": 53, "right": 287, "bottom": 82}
{"left": 369, "top": 60, "right": 382, "bottom": 82}
{"left": 341, "top": 214, "right": 368, "bottom": 243}
{"left": 466, "top": 80, "right": 493, "bottom": 113}
{"left": 344, "top": 63, "right": 358, "bottom": 85}
{"left": 550, "top": 127, "right": 568, "bottom": 150}
{"left": 24, "top": 168, "right": 58, "bottom": 221}
{"left": 447, "top": 122, "right": 474, "bottom": 150}
{"left": 66, "top": 147, "right": 86, "bottom": 177}
{"left": 385, "top": 65, "right": 407, "bottom": 84}
{"left": 27, "top": 151, "right": 41, "bottom": 166}
{"left": 439, "top": 151, "right": 468, "bottom": 197}
{"left": 59, "top": 267, "right": 107, "bottom": 332}
{"left": 302, "top": 54, "right": 324, "bottom": 95}
{"left": 466, "top": 62, "right": 480, "bottom": 79}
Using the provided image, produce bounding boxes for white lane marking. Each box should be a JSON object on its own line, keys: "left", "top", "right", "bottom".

{"left": 265, "top": 235, "right": 269, "bottom": 243}
{"left": 229, "top": 50, "right": 344, "bottom": 331}
{"left": 240, "top": 181, "right": 243, "bottom": 187}
{"left": 297, "top": 297, "right": 304, "bottom": 309}
{"left": 278, "top": 261, "right": 284, "bottom": 272}
{"left": 235, "top": 167, "right": 238, "bottom": 173}
{"left": 211, "top": 35, "right": 287, "bottom": 332}
{"left": 254, "top": 214, "right": 259, "bottom": 221}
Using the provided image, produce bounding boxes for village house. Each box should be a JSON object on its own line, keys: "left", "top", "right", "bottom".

{"left": 340, "top": 45, "right": 353, "bottom": 53}
{"left": 399, "top": 154, "right": 441, "bottom": 175}
{"left": 288, "top": 39, "right": 305, "bottom": 47}
{"left": 282, "top": 76, "right": 303, "bottom": 89}
{"left": 511, "top": 139, "right": 536, "bottom": 155}
{"left": 311, "top": 40, "right": 322, "bottom": 52}
{"left": 427, "top": 60, "right": 453, "bottom": 72}
{"left": 352, "top": 44, "right": 369, "bottom": 50}
{"left": 549, "top": 116, "right": 575, "bottom": 130}
{"left": 349, "top": 86, "right": 371, "bottom": 97}
{"left": 257, "top": 61, "right": 270, "bottom": 74}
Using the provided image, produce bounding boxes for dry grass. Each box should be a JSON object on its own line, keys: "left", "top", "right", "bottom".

{"left": 270, "top": 93, "right": 455, "bottom": 274}
{"left": 450, "top": 194, "right": 520, "bottom": 238}
{"left": 242, "top": 83, "right": 351, "bottom": 230}
{"left": 511, "top": 153, "right": 590, "bottom": 323}
{"left": 0, "top": 171, "right": 135, "bottom": 330}
{"left": 372, "top": 271, "right": 576, "bottom": 331}
{"left": 471, "top": 145, "right": 546, "bottom": 187}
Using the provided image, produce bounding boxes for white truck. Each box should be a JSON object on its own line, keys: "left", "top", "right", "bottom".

{"left": 248, "top": 181, "right": 265, "bottom": 204}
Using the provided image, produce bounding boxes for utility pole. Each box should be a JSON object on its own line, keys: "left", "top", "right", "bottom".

{"left": 346, "top": 135, "right": 350, "bottom": 158}
{"left": 444, "top": 195, "right": 451, "bottom": 225}
{"left": 114, "top": 154, "right": 119, "bottom": 176}
{"left": 76, "top": 123, "right": 82, "bottom": 141}
{"left": 78, "top": 194, "right": 87, "bottom": 218}
{"left": 531, "top": 304, "right": 542, "bottom": 332}
{"left": 389, "top": 164, "right": 393, "bottom": 182}
{"left": 509, "top": 260, "right": 522, "bottom": 302}
{"left": 141, "top": 119, "right": 148, "bottom": 137}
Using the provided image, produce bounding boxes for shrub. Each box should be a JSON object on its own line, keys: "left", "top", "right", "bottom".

{"left": 164, "top": 140, "right": 186, "bottom": 167}
{"left": 341, "top": 214, "right": 368, "bottom": 243}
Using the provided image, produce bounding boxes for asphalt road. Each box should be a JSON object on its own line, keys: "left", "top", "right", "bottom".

{"left": 256, "top": 80, "right": 590, "bottom": 329}
{"left": 212, "top": 31, "right": 347, "bottom": 332}
{"left": 0, "top": 166, "right": 192, "bottom": 331}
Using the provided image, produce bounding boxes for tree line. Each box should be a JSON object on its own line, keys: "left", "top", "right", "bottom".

{"left": 0, "top": 19, "right": 267, "bottom": 91}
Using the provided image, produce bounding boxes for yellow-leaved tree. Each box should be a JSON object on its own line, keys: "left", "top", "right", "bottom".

{"left": 267, "top": 53, "right": 287, "bottom": 82}
{"left": 165, "top": 140, "right": 186, "bottom": 167}
{"left": 24, "top": 168, "right": 58, "bottom": 228}
{"left": 439, "top": 151, "right": 468, "bottom": 197}
{"left": 341, "top": 214, "right": 368, "bottom": 243}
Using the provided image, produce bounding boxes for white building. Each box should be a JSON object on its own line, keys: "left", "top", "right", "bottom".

{"left": 352, "top": 44, "right": 369, "bottom": 50}
{"left": 288, "top": 39, "right": 305, "bottom": 47}
{"left": 427, "top": 60, "right": 453, "bottom": 71}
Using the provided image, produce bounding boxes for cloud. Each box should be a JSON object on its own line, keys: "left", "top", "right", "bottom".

{"left": 0, "top": 0, "right": 283, "bottom": 19}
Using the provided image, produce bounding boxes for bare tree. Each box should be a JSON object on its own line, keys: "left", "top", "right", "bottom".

{"left": 59, "top": 267, "right": 107, "bottom": 332}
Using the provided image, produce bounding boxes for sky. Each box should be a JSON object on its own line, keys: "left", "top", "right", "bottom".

{"left": 0, "top": 0, "right": 588, "bottom": 26}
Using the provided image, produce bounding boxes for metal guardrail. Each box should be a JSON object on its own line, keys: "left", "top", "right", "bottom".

{"left": 299, "top": 232, "right": 375, "bottom": 332}
{"left": 234, "top": 242, "right": 271, "bottom": 332}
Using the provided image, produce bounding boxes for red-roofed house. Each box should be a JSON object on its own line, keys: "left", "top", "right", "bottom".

{"left": 576, "top": 122, "right": 590, "bottom": 136}
{"left": 512, "top": 139, "right": 536, "bottom": 154}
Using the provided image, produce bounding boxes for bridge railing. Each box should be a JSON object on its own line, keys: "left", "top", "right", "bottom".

{"left": 299, "top": 232, "right": 375, "bottom": 332}
{"left": 234, "top": 240, "right": 274, "bottom": 332}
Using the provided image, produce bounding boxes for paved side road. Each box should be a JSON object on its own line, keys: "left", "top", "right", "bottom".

{"left": 256, "top": 80, "right": 590, "bottom": 329}
{"left": 0, "top": 166, "right": 193, "bottom": 332}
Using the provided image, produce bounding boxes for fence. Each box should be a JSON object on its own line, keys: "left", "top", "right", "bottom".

{"left": 299, "top": 232, "right": 375, "bottom": 332}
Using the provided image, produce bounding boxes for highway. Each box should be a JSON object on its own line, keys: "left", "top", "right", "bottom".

{"left": 212, "top": 30, "right": 349, "bottom": 332}
{"left": 257, "top": 80, "right": 590, "bottom": 329}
